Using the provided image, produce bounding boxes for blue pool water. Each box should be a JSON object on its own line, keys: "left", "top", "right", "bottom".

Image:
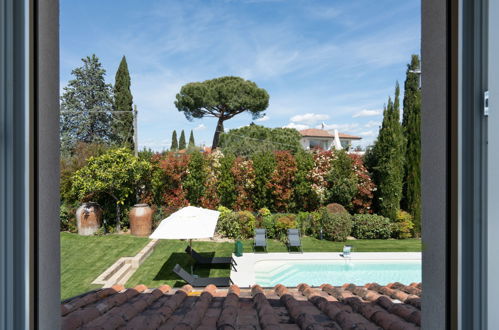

{"left": 255, "top": 260, "right": 421, "bottom": 287}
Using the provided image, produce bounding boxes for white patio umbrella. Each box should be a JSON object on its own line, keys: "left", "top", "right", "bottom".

{"left": 149, "top": 206, "right": 220, "bottom": 273}
{"left": 333, "top": 129, "right": 343, "bottom": 150}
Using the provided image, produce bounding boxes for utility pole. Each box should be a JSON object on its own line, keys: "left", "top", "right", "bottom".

{"left": 133, "top": 105, "right": 138, "bottom": 157}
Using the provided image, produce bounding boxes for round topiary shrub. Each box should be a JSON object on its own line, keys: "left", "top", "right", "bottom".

{"left": 319, "top": 208, "right": 352, "bottom": 241}
{"left": 351, "top": 214, "right": 391, "bottom": 239}
{"left": 235, "top": 211, "right": 256, "bottom": 239}
{"left": 326, "top": 203, "right": 348, "bottom": 214}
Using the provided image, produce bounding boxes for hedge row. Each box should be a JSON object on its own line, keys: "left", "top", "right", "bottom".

{"left": 215, "top": 206, "right": 415, "bottom": 241}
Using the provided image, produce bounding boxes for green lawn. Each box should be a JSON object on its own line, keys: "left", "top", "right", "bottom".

{"left": 60, "top": 232, "right": 149, "bottom": 300}
{"left": 126, "top": 237, "right": 421, "bottom": 289}
{"left": 61, "top": 232, "right": 420, "bottom": 299}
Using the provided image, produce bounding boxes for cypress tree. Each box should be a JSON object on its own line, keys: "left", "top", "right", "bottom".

{"left": 179, "top": 130, "right": 186, "bottom": 150}
{"left": 112, "top": 56, "right": 134, "bottom": 150}
{"left": 171, "top": 130, "right": 178, "bottom": 150}
{"left": 371, "top": 83, "right": 406, "bottom": 221}
{"left": 402, "top": 55, "right": 422, "bottom": 233}
{"left": 188, "top": 130, "right": 195, "bottom": 147}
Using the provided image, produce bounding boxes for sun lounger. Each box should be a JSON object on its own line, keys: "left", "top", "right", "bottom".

{"left": 254, "top": 228, "right": 267, "bottom": 252}
{"left": 185, "top": 246, "right": 237, "bottom": 269}
{"left": 173, "top": 264, "right": 232, "bottom": 287}
{"left": 287, "top": 229, "right": 302, "bottom": 252}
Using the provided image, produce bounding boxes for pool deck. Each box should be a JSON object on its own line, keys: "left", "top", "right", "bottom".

{"left": 230, "top": 252, "right": 422, "bottom": 288}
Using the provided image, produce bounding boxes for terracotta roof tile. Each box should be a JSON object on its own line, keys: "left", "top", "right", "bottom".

{"left": 61, "top": 282, "right": 422, "bottom": 329}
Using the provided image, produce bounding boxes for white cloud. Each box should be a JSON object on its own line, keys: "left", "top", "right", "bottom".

{"left": 364, "top": 120, "right": 381, "bottom": 128}
{"left": 358, "top": 130, "right": 377, "bottom": 137}
{"left": 256, "top": 115, "right": 270, "bottom": 122}
{"left": 290, "top": 113, "right": 330, "bottom": 125}
{"left": 319, "top": 123, "right": 360, "bottom": 132}
{"left": 283, "top": 123, "right": 309, "bottom": 130}
{"left": 194, "top": 124, "right": 206, "bottom": 131}
{"left": 352, "top": 109, "right": 382, "bottom": 118}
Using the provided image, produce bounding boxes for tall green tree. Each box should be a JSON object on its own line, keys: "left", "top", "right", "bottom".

{"left": 179, "top": 130, "right": 186, "bottom": 149}
{"left": 175, "top": 76, "right": 269, "bottom": 149}
{"left": 112, "top": 56, "right": 134, "bottom": 150}
{"left": 171, "top": 130, "right": 178, "bottom": 150}
{"left": 217, "top": 154, "right": 237, "bottom": 208}
{"left": 188, "top": 130, "right": 195, "bottom": 148}
{"left": 60, "top": 54, "right": 113, "bottom": 155}
{"left": 252, "top": 152, "right": 276, "bottom": 209}
{"left": 402, "top": 55, "right": 422, "bottom": 233}
{"left": 371, "top": 83, "right": 406, "bottom": 220}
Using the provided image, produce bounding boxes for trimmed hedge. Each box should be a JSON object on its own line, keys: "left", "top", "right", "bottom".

{"left": 351, "top": 214, "right": 391, "bottom": 239}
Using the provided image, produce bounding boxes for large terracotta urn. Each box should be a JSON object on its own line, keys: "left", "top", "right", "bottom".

{"left": 129, "top": 204, "right": 153, "bottom": 237}
{"left": 76, "top": 202, "right": 102, "bottom": 236}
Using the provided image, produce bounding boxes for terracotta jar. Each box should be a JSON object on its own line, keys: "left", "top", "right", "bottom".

{"left": 129, "top": 204, "right": 153, "bottom": 237}
{"left": 76, "top": 202, "right": 102, "bottom": 236}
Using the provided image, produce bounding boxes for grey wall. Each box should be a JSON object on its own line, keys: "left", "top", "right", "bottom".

{"left": 37, "top": 0, "right": 60, "bottom": 328}
{"left": 487, "top": 0, "right": 499, "bottom": 326}
{"left": 421, "top": 0, "right": 450, "bottom": 328}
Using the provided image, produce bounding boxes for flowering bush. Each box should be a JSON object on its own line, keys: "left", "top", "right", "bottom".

{"left": 309, "top": 150, "right": 333, "bottom": 204}
{"left": 349, "top": 154, "right": 376, "bottom": 214}
{"left": 157, "top": 152, "right": 190, "bottom": 209}
{"left": 215, "top": 207, "right": 255, "bottom": 239}
{"left": 231, "top": 157, "right": 256, "bottom": 211}
{"left": 351, "top": 214, "right": 391, "bottom": 239}
{"left": 268, "top": 151, "right": 297, "bottom": 212}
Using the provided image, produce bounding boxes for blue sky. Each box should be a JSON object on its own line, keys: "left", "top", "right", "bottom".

{"left": 60, "top": 0, "right": 420, "bottom": 150}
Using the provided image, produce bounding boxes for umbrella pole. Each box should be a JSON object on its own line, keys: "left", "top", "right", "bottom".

{"left": 190, "top": 239, "right": 193, "bottom": 274}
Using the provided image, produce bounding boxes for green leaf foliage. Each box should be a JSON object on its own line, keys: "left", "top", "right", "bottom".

{"left": 217, "top": 154, "right": 237, "bottom": 208}
{"left": 183, "top": 151, "right": 207, "bottom": 205}
{"left": 251, "top": 151, "right": 276, "bottom": 209}
{"left": 219, "top": 124, "right": 302, "bottom": 157}
{"left": 293, "top": 151, "right": 319, "bottom": 212}
{"left": 175, "top": 76, "right": 269, "bottom": 149}
{"left": 351, "top": 214, "right": 392, "bottom": 239}
{"left": 69, "top": 148, "right": 151, "bottom": 229}
{"left": 326, "top": 150, "right": 357, "bottom": 208}
{"left": 318, "top": 208, "right": 353, "bottom": 242}
{"left": 112, "top": 56, "right": 135, "bottom": 150}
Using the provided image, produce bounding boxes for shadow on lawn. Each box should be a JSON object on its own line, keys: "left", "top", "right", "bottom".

{"left": 153, "top": 252, "right": 231, "bottom": 286}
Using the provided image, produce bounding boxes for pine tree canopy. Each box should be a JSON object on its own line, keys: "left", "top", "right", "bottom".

{"left": 188, "top": 130, "right": 195, "bottom": 147}
{"left": 112, "top": 56, "right": 134, "bottom": 150}
{"left": 171, "top": 130, "right": 178, "bottom": 150}
{"left": 402, "top": 54, "right": 422, "bottom": 233}
{"left": 175, "top": 76, "right": 269, "bottom": 149}
{"left": 179, "top": 130, "right": 186, "bottom": 150}
{"left": 60, "top": 54, "right": 113, "bottom": 155}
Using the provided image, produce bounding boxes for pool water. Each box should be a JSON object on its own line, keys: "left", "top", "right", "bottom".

{"left": 254, "top": 260, "right": 421, "bottom": 287}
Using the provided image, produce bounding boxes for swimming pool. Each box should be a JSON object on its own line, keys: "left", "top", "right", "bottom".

{"left": 254, "top": 259, "right": 421, "bottom": 287}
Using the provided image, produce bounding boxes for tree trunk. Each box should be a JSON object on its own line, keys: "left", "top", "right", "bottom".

{"left": 211, "top": 117, "right": 225, "bottom": 150}
{"left": 115, "top": 203, "right": 121, "bottom": 233}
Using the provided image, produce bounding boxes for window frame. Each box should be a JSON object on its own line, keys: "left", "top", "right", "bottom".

{"left": 3, "top": 0, "right": 497, "bottom": 328}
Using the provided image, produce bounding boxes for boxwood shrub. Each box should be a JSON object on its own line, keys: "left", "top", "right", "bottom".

{"left": 351, "top": 214, "right": 391, "bottom": 239}
{"left": 319, "top": 208, "right": 352, "bottom": 241}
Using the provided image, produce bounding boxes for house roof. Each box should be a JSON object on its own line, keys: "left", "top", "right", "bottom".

{"left": 61, "top": 282, "right": 421, "bottom": 329}
{"left": 299, "top": 128, "right": 362, "bottom": 140}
